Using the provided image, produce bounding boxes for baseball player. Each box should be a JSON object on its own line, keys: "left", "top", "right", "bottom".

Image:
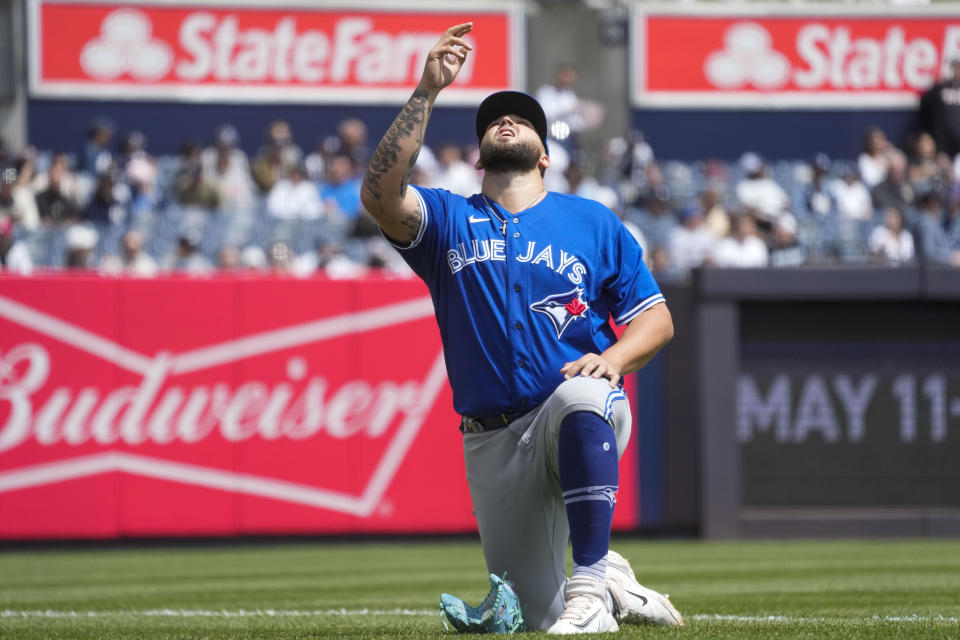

{"left": 361, "top": 23, "right": 683, "bottom": 634}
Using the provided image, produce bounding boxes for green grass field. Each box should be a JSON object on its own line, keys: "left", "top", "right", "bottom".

{"left": 1, "top": 538, "right": 958, "bottom": 639}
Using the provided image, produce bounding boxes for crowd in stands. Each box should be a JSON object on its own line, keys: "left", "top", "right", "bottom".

{"left": 2, "top": 71, "right": 960, "bottom": 279}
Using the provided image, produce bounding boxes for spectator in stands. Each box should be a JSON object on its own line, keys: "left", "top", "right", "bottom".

{"left": 536, "top": 63, "right": 604, "bottom": 153}
{"left": 0, "top": 163, "right": 12, "bottom": 209}
{"left": 36, "top": 156, "right": 82, "bottom": 224}
{"left": 240, "top": 244, "right": 268, "bottom": 271}
{"left": 432, "top": 142, "right": 481, "bottom": 196}
{"left": 857, "top": 126, "right": 896, "bottom": 188}
{"left": 563, "top": 155, "right": 619, "bottom": 210}
{"left": 871, "top": 152, "right": 914, "bottom": 216}
{"left": 174, "top": 144, "right": 221, "bottom": 210}
{"left": 712, "top": 213, "right": 769, "bottom": 268}
{"left": 268, "top": 239, "right": 296, "bottom": 274}
{"left": 410, "top": 143, "right": 440, "bottom": 187}
{"left": 307, "top": 118, "right": 371, "bottom": 180}
{"left": 202, "top": 125, "right": 248, "bottom": 180}
{"left": 251, "top": 120, "right": 302, "bottom": 193}
{"left": 9, "top": 155, "right": 40, "bottom": 231}
{"left": 648, "top": 245, "right": 685, "bottom": 282}
{"left": 216, "top": 245, "right": 241, "bottom": 271}
{"left": 295, "top": 237, "right": 365, "bottom": 278}
{"left": 64, "top": 224, "right": 99, "bottom": 269}
{"left": 32, "top": 153, "right": 82, "bottom": 214}
{"left": 918, "top": 58, "right": 960, "bottom": 159}
{"left": 768, "top": 214, "right": 806, "bottom": 268}
{"left": 629, "top": 190, "right": 676, "bottom": 254}
{"left": 700, "top": 187, "right": 731, "bottom": 239}
{"left": 81, "top": 171, "right": 128, "bottom": 225}
{"left": 906, "top": 131, "right": 951, "bottom": 199}
{"left": 80, "top": 117, "right": 115, "bottom": 175}
{"left": 304, "top": 139, "right": 327, "bottom": 183}
{"left": 320, "top": 153, "right": 364, "bottom": 222}
{"left": 365, "top": 236, "right": 415, "bottom": 277}
{"left": 0, "top": 214, "right": 33, "bottom": 274}
{"left": 804, "top": 153, "right": 837, "bottom": 218}
{"left": 669, "top": 203, "right": 715, "bottom": 273}
{"left": 267, "top": 162, "right": 323, "bottom": 220}
{"left": 117, "top": 131, "right": 159, "bottom": 215}
{"left": 914, "top": 192, "right": 960, "bottom": 266}
{"left": 162, "top": 233, "right": 212, "bottom": 274}
{"left": 869, "top": 207, "right": 915, "bottom": 265}
{"left": 202, "top": 125, "right": 255, "bottom": 215}
{"left": 631, "top": 161, "right": 668, "bottom": 210}
{"left": 334, "top": 118, "right": 370, "bottom": 168}
{"left": 833, "top": 166, "right": 874, "bottom": 221}
{"left": 606, "top": 130, "right": 654, "bottom": 186}
{"left": 100, "top": 229, "right": 158, "bottom": 277}
{"left": 735, "top": 152, "right": 791, "bottom": 231}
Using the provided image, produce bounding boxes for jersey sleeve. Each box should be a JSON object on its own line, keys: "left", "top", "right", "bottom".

{"left": 380, "top": 186, "right": 454, "bottom": 279}
{"left": 381, "top": 186, "right": 452, "bottom": 251}
{"left": 602, "top": 220, "right": 665, "bottom": 325}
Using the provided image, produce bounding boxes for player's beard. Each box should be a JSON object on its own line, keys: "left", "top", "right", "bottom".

{"left": 479, "top": 139, "right": 542, "bottom": 174}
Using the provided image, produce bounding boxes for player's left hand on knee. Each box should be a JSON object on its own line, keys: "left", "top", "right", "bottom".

{"left": 561, "top": 353, "right": 621, "bottom": 388}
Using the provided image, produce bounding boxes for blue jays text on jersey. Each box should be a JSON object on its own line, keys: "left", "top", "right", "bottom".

{"left": 391, "top": 187, "right": 664, "bottom": 418}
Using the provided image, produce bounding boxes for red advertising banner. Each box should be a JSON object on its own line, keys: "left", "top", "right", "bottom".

{"left": 0, "top": 276, "right": 639, "bottom": 539}
{"left": 28, "top": 0, "right": 522, "bottom": 104}
{"left": 633, "top": 5, "right": 960, "bottom": 108}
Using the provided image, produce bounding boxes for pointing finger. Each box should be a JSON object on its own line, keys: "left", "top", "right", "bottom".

{"left": 446, "top": 22, "right": 474, "bottom": 36}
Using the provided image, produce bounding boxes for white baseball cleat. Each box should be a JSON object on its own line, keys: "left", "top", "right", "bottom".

{"left": 605, "top": 549, "right": 684, "bottom": 627}
{"left": 547, "top": 574, "right": 619, "bottom": 635}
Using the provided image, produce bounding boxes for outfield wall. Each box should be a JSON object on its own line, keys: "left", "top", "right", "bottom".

{"left": 692, "top": 267, "right": 960, "bottom": 539}
{"left": 0, "top": 275, "right": 643, "bottom": 540}
{"left": 3, "top": 270, "right": 958, "bottom": 541}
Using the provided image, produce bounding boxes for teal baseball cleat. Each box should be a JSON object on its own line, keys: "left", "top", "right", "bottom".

{"left": 440, "top": 573, "right": 525, "bottom": 634}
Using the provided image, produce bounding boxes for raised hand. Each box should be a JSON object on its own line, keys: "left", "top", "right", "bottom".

{"left": 418, "top": 23, "right": 473, "bottom": 94}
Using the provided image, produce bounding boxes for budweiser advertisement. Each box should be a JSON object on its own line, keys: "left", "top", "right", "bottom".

{"left": 28, "top": 0, "right": 522, "bottom": 104}
{"left": 633, "top": 5, "right": 960, "bottom": 108}
{"left": 0, "top": 276, "right": 639, "bottom": 539}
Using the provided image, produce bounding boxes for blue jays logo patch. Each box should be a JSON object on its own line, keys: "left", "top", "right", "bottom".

{"left": 530, "top": 287, "right": 589, "bottom": 339}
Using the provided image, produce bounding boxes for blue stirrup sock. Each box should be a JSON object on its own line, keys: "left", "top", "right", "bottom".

{"left": 558, "top": 411, "right": 619, "bottom": 585}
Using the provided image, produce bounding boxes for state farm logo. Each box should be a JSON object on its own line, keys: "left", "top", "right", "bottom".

{"left": 699, "top": 20, "right": 960, "bottom": 92}
{"left": 70, "top": 8, "right": 475, "bottom": 85}
{"left": 705, "top": 23, "right": 790, "bottom": 89}
{"left": 80, "top": 9, "right": 173, "bottom": 80}
{"left": 0, "top": 294, "right": 444, "bottom": 517}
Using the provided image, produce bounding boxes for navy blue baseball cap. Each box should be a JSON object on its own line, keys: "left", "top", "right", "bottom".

{"left": 476, "top": 91, "right": 549, "bottom": 155}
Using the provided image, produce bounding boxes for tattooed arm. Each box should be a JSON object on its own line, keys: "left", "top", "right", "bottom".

{"left": 361, "top": 23, "right": 473, "bottom": 244}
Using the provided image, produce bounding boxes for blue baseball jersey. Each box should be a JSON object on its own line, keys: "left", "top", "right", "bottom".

{"left": 394, "top": 187, "right": 664, "bottom": 417}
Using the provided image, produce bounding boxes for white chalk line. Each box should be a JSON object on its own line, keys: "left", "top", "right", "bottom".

{"left": 0, "top": 608, "right": 435, "bottom": 618}
{"left": 1, "top": 610, "right": 958, "bottom": 623}
{"left": 691, "top": 613, "right": 960, "bottom": 623}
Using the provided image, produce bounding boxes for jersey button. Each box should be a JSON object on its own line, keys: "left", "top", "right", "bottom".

{"left": 512, "top": 217, "right": 519, "bottom": 223}
{"left": 513, "top": 232, "right": 520, "bottom": 238}
{"left": 515, "top": 321, "right": 523, "bottom": 330}
{"left": 514, "top": 284, "right": 521, "bottom": 293}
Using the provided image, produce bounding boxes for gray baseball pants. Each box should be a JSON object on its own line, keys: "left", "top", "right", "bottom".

{"left": 461, "top": 376, "right": 632, "bottom": 631}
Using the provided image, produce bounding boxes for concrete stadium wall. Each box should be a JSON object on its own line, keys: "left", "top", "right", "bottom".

{"left": 686, "top": 267, "right": 960, "bottom": 539}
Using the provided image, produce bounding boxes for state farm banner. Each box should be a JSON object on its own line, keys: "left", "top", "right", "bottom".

{"left": 0, "top": 276, "right": 640, "bottom": 539}
{"left": 28, "top": 0, "right": 523, "bottom": 104}
{"left": 632, "top": 4, "right": 960, "bottom": 108}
